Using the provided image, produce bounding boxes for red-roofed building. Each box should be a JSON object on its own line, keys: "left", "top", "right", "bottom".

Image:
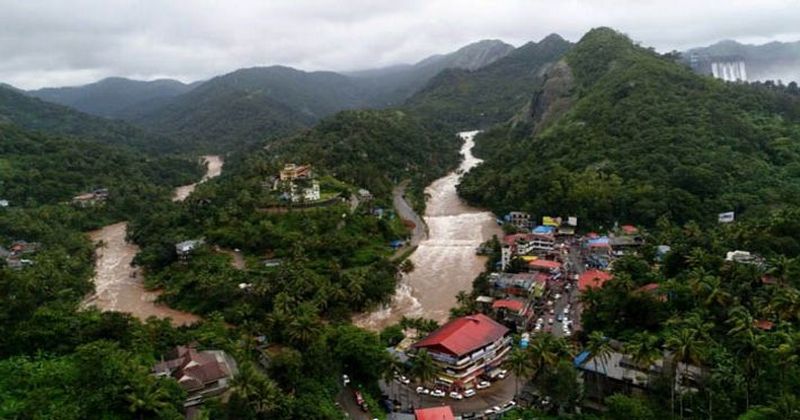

{"left": 415, "top": 406, "right": 456, "bottom": 420}
{"left": 493, "top": 299, "right": 534, "bottom": 329}
{"left": 492, "top": 299, "right": 525, "bottom": 312}
{"left": 754, "top": 320, "right": 774, "bottom": 331}
{"left": 621, "top": 225, "right": 639, "bottom": 235}
{"left": 579, "top": 269, "right": 613, "bottom": 292}
{"left": 153, "top": 346, "right": 238, "bottom": 403}
{"left": 413, "top": 314, "right": 511, "bottom": 389}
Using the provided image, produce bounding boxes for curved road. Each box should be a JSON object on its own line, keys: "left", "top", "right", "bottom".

{"left": 393, "top": 180, "right": 428, "bottom": 250}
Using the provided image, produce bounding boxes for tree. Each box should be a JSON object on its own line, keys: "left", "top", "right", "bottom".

{"left": 664, "top": 327, "right": 705, "bottom": 418}
{"left": 505, "top": 348, "right": 533, "bottom": 398}
{"left": 410, "top": 349, "right": 438, "bottom": 387}
{"left": 623, "top": 332, "right": 661, "bottom": 382}
{"left": 605, "top": 394, "right": 657, "bottom": 420}
{"left": 586, "top": 331, "right": 613, "bottom": 396}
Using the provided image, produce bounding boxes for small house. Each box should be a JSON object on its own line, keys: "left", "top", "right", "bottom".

{"left": 153, "top": 345, "right": 237, "bottom": 406}
{"left": 176, "top": 239, "right": 204, "bottom": 258}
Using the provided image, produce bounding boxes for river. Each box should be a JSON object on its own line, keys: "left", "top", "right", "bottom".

{"left": 354, "top": 131, "right": 502, "bottom": 331}
{"left": 81, "top": 155, "right": 222, "bottom": 326}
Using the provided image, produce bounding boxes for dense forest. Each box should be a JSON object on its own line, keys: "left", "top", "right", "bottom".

{"left": 459, "top": 28, "right": 800, "bottom": 229}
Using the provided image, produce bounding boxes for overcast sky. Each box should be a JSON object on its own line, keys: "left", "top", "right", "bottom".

{"left": 2, "top": 0, "right": 799, "bottom": 89}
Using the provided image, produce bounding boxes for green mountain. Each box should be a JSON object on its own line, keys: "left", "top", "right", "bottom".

{"left": 686, "top": 39, "right": 800, "bottom": 83}
{"left": 0, "top": 123, "right": 201, "bottom": 207}
{"left": 348, "top": 39, "right": 514, "bottom": 106}
{"left": 27, "top": 77, "right": 196, "bottom": 119}
{"left": 458, "top": 28, "right": 800, "bottom": 227}
{"left": 404, "top": 34, "right": 572, "bottom": 130}
{"left": 0, "top": 85, "right": 182, "bottom": 153}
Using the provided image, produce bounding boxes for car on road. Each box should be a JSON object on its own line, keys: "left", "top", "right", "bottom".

{"left": 476, "top": 381, "right": 491, "bottom": 390}
{"left": 431, "top": 389, "right": 446, "bottom": 398}
{"left": 563, "top": 307, "right": 569, "bottom": 314}
{"left": 548, "top": 318, "right": 554, "bottom": 325}
{"left": 397, "top": 375, "right": 410, "bottom": 385}
{"left": 556, "top": 314, "right": 563, "bottom": 322}
{"left": 497, "top": 369, "right": 508, "bottom": 379}
{"left": 549, "top": 308, "right": 555, "bottom": 315}
{"left": 342, "top": 374, "right": 350, "bottom": 386}
{"left": 503, "top": 400, "right": 517, "bottom": 410}
{"left": 416, "top": 386, "right": 430, "bottom": 395}
{"left": 464, "top": 389, "right": 476, "bottom": 398}
{"left": 449, "top": 391, "right": 464, "bottom": 400}
{"left": 353, "top": 390, "right": 368, "bottom": 412}
{"left": 554, "top": 293, "right": 561, "bottom": 300}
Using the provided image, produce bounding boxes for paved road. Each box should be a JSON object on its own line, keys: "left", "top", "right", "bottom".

{"left": 392, "top": 180, "right": 428, "bottom": 249}
{"left": 381, "top": 374, "right": 518, "bottom": 416}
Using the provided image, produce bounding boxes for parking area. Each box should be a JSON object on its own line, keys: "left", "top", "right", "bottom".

{"left": 380, "top": 373, "right": 518, "bottom": 417}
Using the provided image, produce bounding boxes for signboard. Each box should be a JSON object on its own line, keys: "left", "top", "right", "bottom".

{"left": 542, "top": 216, "right": 560, "bottom": 227}
{"left": 718, "top": 212, "right": 735, "bottom": 223}
{"left": 567, "top": 216, "right": 578, "bottom": 227}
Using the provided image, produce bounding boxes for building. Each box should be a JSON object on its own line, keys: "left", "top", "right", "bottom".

{"left": 492, "top": 298, "right": 534, "bottom": 329}
{"left": 153, "top": 346, "right": 238, "bottom": 406}
{"left": 489, "top": 272, "right": 545, "bottom": 298}
{"left": 725, "top": 250, "right": 764, "bottom": 266}
{"left": 71, "top": 188, "right": 109, "bottom": 207}
{"left": 279, "top": 163, "right": 312, "bottom": 181}
{"left": 505, "top": 212, "right": 532, "bottom": 230}
{"left": 528, "top": 258, "right": 562, "bottom": 274}
{"left": 176, "top": 239, "right": 204, "bottom": 258}
{"left": 414, "top": 406, "right": 456, "bottom": 420}
{"left": 579, "top": 269, "right": 613, "bottom": 292}
{"left": 575, "top": 343, "right": 705, "bottom": 404}
{"left": 412, "top": 314, "right": 511, "bottom": 390}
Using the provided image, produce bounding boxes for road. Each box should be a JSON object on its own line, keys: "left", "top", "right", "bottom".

{"left": 547, "top": 241, "right": 585, "bottom": 337}
{"left": 381, "top": 374, "right": 518, "bottom": 416}
{"left": 392, "top": 180, "right": 428, "bottom": 249}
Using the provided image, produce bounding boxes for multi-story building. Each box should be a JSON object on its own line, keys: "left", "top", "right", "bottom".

{"left": 412, "top": 314, "right": 511, "bottom": 390}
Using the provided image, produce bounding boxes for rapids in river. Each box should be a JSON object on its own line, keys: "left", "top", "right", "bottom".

{"left": 354, "top": 131, "right": 502, "bottom": 330}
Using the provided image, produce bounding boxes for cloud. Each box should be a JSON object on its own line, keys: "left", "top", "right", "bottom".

{"left": 1, "top": 0, "right": 798, "bottom": 89}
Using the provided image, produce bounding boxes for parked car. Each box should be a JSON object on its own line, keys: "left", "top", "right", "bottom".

{"left": 449, "top": 391, "right": 464, "bottom": 400}
{"left": 476, "top": 381, "right": 491, "bottom": 390}
{"left": 556, "top": 314, "right": 563, "bottom": 322}
{"left": 548, "top": 318, "right": 554, "bottom": 325}
{"left": 563, "top": 307, "right": 569, "bottom": 314}
{"left": 484, "top": 407, "right": 497, "bottom": 415}
{"left": 431, "top": 389, "right": 446, "bottom": 398}
{"left": 399, "top": 375, "right": 410, "bottom": 385}
{"left": 342, "top": 374, "right": 350, "bottom": 386}
{"left": 416, "top": 386, "right": 430, "bottom": 395}
{"left": 498, "top": 369, "right": 508, "bottom": 379}
{"left": 503, "top": 400, "right": 517, "bottom": 410}
{"left": 353, "top": 390, "right": 368, "bottom": 412}
{"left": 554, "top": 293, "right": 561, "bottom": 300}
{"left": 549, "top": 308, "right": 555, "bottom": 315}
{"left": 464, "top": 389, "right": 476, "bottom": 398}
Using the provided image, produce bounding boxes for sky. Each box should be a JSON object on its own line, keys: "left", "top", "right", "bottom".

{"left": 2, "top": 0, "right": 800, "bottom": 89}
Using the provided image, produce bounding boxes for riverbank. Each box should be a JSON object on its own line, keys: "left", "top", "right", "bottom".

{"left": 354, "top": 131, "right": 502, "bottom": 331}
{"left": 82, "top": 155, "right": 222, "bottom": 326}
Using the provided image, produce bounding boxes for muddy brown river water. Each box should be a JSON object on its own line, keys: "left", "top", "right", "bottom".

{"left": 81, "top": 155, "right": 222, "bottom": 326}
{"left": 354, "top": 131, "right": 502, "bottom": 331}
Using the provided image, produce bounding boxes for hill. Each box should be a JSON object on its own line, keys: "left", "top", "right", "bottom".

{"left": 348, "top": 39, "right": 514, "bottom": 106}
{"left": 0, "top": 123, "right": 202, "bottom": 208}
{"left": 27, "top": 77, "right": 196, "bottom": 119}
{"left": 458, "top": 28, "right": 800, "bottom": 228}
{"left": 129, "top": 66, "right": 366, "bottom": 152}
{"left": 404, "top": 34, "right": 572, "bottom": 130}
{"left": 0, "top": 85, "right": 182, "bottom": 153}
{"left": 685, "top": 39, "right": 800, "bottom": 83}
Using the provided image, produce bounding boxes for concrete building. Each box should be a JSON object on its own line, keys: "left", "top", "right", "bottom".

{"left": 412, "top": 314, "right": 511, "bottom": 390}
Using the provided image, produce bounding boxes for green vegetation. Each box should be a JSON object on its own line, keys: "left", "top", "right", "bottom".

{"left": 405, "top": 34, "right": 572, "bottom": 131}
{"left": 460, "top": 28, "right": 800, "bottom": 229}
{"left": 0, "top": 85, "right": 184, "bottom": 154}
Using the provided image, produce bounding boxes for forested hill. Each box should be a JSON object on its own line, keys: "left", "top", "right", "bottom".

{"left": 28, "top": 77, "right": 196, "bottom": 120}
{"left": 261, "top": 109, "right": 462, "bottom": 204}
{"left": 458, "top": 27, "right": 800, "bottom": 228}
{"left": 0, "top": 85, "right": 183, "bottom": 154}
{"left": 0, "top": 123, "right": 202, "bottom": 208}
{"left": 404, "top": 34, "right": 572, "bottom": 131}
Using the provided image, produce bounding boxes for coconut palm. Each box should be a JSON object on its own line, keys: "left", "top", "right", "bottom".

{"left": 726, "top": 306, "right": 768, "bottom": 411}
{"left": 125, "top": 377, "right": 174, "bottom": 420}
{"left": 410, "top": 349, "right": 438, "bottom": 387}
{"left": 665, "top": 327, "right": 705, "bottom": 418}
{"left": 623, "top": 332, "right": 661, "bottom": 384}
{"left": 505, "top": 347, "right": 533, "bottom": 398}
{"left": 585, "top": 331, "right": 613, "bottom": 396}
{"left": 286, "top": 313, "right": 321, "bottom": 347}
{"left": 769, "top": 286, "right": 800, "bottom": 322}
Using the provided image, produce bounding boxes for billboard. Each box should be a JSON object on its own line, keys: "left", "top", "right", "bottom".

{"left": 718, "top": 212, "right": 735, "bottom": 223}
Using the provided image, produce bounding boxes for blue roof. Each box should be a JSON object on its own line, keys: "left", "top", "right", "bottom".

{"left": 573, "top": 350, "right": 591, "bottom": 368}
{"left": 532, "top": 225, "right": 555, "bottom": 234}
{"left": 587, "top": 236, "right": 610, "bottom": 245}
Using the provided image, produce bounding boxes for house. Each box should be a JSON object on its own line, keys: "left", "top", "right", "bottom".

{"left": 489, "top": 272, "right": 544, "bottom": 297}
{"left": 412, "top": 314, "right": 511, "bottom": 390}
{"left": 579, "top": 269, "right": 613, "bottom": 292}
{"left": 558, "top": 216, "right": 578, "bottom": 236}
{"left": 505, "top": 211, "right": 532, "bottom": 230}
{"left": 608, "top": 234, "right": 644, "bottom": 256}
{"left": 528, "top": 258, "right": 562, "bottom": 273}
{"left": 575, "top": 343, "right": 705, "bottom": 404}
{"left": 71, "top": 188, "right": 109, "bottom": 207}
{"left": 153, "top": 346, "right": 238, "bottom": 406}
{"left": 279, "top": 163, "right": 312, "bottom": 181}
{"left": 725, "top": 250, "right": 764, "bottom": 265}
{"left": 176, "top": 239, "right": 204, "bottom": 258}
{"left": 492, "top": 298, "right": 534, "bottom": 329}
{"left": 414, "top": 406, "right": 456, "bottom": 420}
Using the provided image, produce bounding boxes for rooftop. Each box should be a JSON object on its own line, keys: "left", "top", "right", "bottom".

{"left": 414, "top": 406, "right": 455, "bottom": 420}
{"left": 413, "top": 314, "right": 509, "bottom": 358}
{"left": 579, "top": 269, "right": 613, "bottom": 291}
{"left": 492, "top": 299, "right": 526, "bottom": 313}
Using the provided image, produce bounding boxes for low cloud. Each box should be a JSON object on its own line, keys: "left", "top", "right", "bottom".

{"left": 2, "top": 0, "right": 799, "bottom": 89}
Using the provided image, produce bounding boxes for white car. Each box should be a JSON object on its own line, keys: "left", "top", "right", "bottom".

{"left": 497, "top": 369, "right": 508, "bottom": 379}
{"left": 416, "top": 386, "right": 430, "bottom": 395}
{"left": 476, "top": 381, "right": 491, "bottom": 390}
{"left": 431, "top": 389, "right": 446, "bottom": 398}
{"left": 549, "top": 308, "right": 555, "bottom": 315}
{"left": 554, "top": 293, "right": 562, "bottom": 300}
{"left": 399, "top": 375, "right": 410, "bottom": 385}
{"left": 503, "top": 400, "right": 517, "bottom": 410}
{"left": 547, "top": 300, "right": 554, "bottom": 306}
{"left": 464, "top": 389, "right": 476, "bottom": 398}
{"left": 548, "top": 318, "right": 554, "bottom": 325}
{"left": 449, "top": 391, "right": 464, "bottom": 400}
{"left": 563, "top": 307, "right": 569, "bottom": 314}
{"left": 342, "top": 374, "right": 350, "bottom": 386}
{"left": 534, "top": 324, "right": 542, "bottom": 332}
{"left": 484, "top": 407, "right": 498, "bottom": 415}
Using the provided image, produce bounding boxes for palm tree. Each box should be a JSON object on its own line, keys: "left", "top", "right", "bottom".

{"left": 769, "top": 286, "right": 800, "bottom": 322}
{"left": 665, "top": 327, "right": 705, "bottom": 418}
{"left": 504, "top": 348, "right": 533, "bottom": 398}
{"left": 529, "top": 334, "right": 568, "bottom": 376}
{"left": 125, "top": 377, "right": 174, "bottom": 420}
{"left": 623, "top": 332, "right": 661, "bottom": 385}
{"left": 585, "top": 331, "right": 613, "bottom": 396}
{"left": 230, "top": 362, "right": 281, "bottom": 416}
{"left": 410, "top": 349, "right": 438, "bottom": 387}
{"left": 286, "top": 313, "right": 321, "bottom": 347}
{"left": 726, "top": 306, "right": 767, "bottom": 411}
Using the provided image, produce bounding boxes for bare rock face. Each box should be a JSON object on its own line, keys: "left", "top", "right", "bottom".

{"left": 512, "top": 59, "right": 575, "bottom": 136}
